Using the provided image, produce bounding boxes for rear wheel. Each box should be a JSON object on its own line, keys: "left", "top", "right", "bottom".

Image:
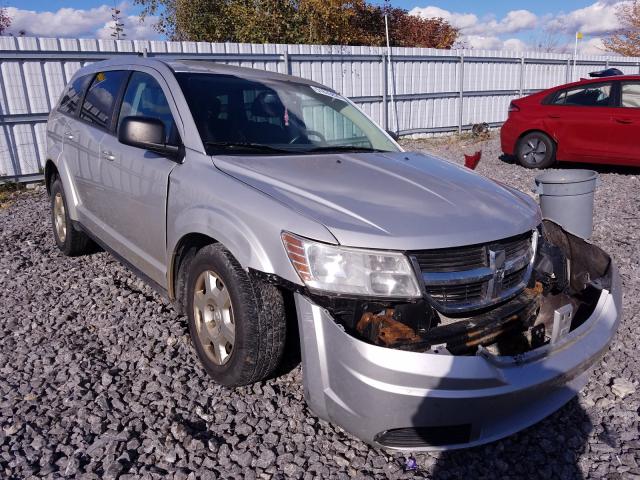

{"left": 186, "top": 244, "right": 286, "bottom": 386}
{"left": 516, "top": 132, "right": 556, "bottom": 169}
{"left": 50, "top": 178, "right": 93, "bottom": 256}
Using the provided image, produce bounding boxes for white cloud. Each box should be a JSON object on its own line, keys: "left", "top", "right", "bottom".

{"left": 410, "top": 2, "right": 626, "bottom": 54}
{"left": 409, "top": 6, "right": 479, "bottom": 30}
{"left": 502, "top": 38, "right": 529, "bottom": 52}
{"left": 461, "top": 35, "right": 528, "bottom": 52}
{"left": 577, "top": 37, "right": 607, "bottom": 55}
{"left": 496, "top": 10, "right": 537, "bottom": 34}
{"left": 545, "top": 1, "right": 625, "bottom": 36}
{"left": 4, "top": 4, "right": 160, "bottom": 40}
{"left": 95, "top": 15, "right": 160, "bottom": 40}
{"left": 409, "top": 6, "right": 537, "bottom": 36}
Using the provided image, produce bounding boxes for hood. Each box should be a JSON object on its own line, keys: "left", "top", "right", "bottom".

{"left": 213, "top": 151, "right": 541, "bottom": 250}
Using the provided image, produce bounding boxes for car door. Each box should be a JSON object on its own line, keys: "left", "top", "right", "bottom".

{"left": 49, "top": 74, "right": 92, "bottom": 198}
{"left": 543, "top": 82, "right": 617, "bottom": 162}
{"left": 97, "top": 70, "right": 180, "bottom": 286}
{"left": 71, "top": 70, "right": 129, "bottom": 229}
{"left": 608, "top": 81, "right": 640, "bottom": 166}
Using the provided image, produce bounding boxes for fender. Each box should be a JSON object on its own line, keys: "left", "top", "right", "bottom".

{"left": 165, "top": 155, "right": 337, "bottom": 298}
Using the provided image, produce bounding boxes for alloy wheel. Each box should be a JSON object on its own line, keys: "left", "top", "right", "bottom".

{"left": 53, "top": 192, "right": 67, "bottom": 243}
{"left": 193, "top": 270, "right": 235, "bottom": 365}
{"left": 521, "top": 137, "right": 547, "bottom": 165}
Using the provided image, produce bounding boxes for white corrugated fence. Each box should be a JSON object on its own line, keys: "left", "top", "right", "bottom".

{"left": 2, "top": 35, "right": 640, "bottom": 180}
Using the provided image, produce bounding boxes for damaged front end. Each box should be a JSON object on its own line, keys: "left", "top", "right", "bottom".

{"left": 287, "top": 221, "right": 621, "bottom": 450}
{"left": 317, "top": 220, "right": 613, "bottom": 359}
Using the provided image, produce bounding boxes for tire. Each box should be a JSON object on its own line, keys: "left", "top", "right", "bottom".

{"left": 186, "top": 243, "right": 286, "bottom": 386}
{"left": 516, "top": 132, "right": 556, "bottom": 169}
{"left": 50, "top": 177, "right": 92, "bottom": 256}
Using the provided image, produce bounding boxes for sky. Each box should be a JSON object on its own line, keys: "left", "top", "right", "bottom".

{"left": 2, "top": 0, "right": 629, "bottom": 56}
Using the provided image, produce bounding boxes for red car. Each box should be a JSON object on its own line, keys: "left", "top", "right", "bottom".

{"left": 501, "top": 74, "right": 640, "bottom": 168}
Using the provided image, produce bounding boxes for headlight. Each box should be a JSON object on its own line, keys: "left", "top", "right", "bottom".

{"left": 282, "top": 232, "right": 421, "bottom": 298}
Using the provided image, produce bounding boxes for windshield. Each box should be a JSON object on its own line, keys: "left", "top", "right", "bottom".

{"left": 176, "top": 72, "right": 400, "bottom": 155}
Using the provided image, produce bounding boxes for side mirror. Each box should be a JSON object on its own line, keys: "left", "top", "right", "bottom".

{"left": 386, "top": 130, "right": 400, "bottom": 141}
{"left": 118, "top": 116, "right": 182, "bottom": 159}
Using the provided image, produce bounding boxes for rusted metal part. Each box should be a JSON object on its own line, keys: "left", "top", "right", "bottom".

{"left": 356, "top": 309, "right": 423, "bottom": 347}
{"left": 385, "top": 285, "right": 542, "bottom": 354}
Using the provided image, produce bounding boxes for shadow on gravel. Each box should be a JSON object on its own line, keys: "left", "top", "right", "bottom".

{"left": 405, "top": 356, "right": 595, "bottom": 479}
{"left": 555, "top": 161, "right": 640, "bottom": 176}
{"left": 499, "top": 153, "right": 640, "bottom": 176}
{"left": 430, "top": 398, "right": 592, "bottom": 479}
{"left": 499, "top": 154, "right": 517, "bottom": 165}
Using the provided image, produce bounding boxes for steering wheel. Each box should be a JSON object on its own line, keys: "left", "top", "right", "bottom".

{"left": 288, "top": 130, "right": 326, "bottom": 145}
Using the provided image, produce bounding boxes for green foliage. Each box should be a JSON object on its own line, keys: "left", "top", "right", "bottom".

{"left": 134, "top": 0, "right": 459, "bottom": 48}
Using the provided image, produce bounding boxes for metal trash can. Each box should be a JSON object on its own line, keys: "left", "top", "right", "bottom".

{"left": 534, "top": 169, "right": 599, "bottom": 239}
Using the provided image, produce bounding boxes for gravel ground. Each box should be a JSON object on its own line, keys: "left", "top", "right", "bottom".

{"left": 1, "top": 134, "right": 639, "bottom": 479}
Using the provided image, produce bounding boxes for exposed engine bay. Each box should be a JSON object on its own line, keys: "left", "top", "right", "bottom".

{"left": 307, "top": 220, "right": 613, "bottom": 357}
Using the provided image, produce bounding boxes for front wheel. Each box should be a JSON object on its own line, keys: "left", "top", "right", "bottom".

{"left": 186, "top": 244, "right": 286, "bottom": 387}
{"left": 516, "top": 132, "right": 556, "bottom": 169}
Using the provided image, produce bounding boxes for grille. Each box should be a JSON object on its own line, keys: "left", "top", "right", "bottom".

{"left": 411, "top": 231, "right": 536, "bottom": 313}
{"left": 414, "top": 247, "right": 486, "bottom": 272}
{"left": 375, "top": 424, "right": 473, "bottom": 448}
{"left": 427, "top": 280, "right": 485, "bottom": 304}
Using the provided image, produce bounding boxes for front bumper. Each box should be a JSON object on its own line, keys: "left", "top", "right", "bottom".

{"left": 295, "top": 264, "right": 622, "bottom": 451}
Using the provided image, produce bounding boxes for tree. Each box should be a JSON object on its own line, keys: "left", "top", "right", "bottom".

{"left": 528, "top": 32, "right": 561, "bottom": 53}
{"left": 603, "top": 0, "right": 640, "bottom": 56}
{"left": 134, "top": 0, "right": 459, "bottom": 48}
{"left": 111, "top": 7, "right": 127, "bottom": 40}
{"left": 0, "top": 7, "right": 11, "bottom": 35}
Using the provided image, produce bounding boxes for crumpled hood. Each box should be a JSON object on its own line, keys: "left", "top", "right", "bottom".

{"left": 213, "top": 151, "right": 541, "bottom": 250}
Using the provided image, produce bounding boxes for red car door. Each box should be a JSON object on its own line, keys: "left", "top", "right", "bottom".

{"left": 543, "top": 82, "right": 617, "bottom": 162}
{"left": 608, "top": 81, "right": 640, "bottom": 166}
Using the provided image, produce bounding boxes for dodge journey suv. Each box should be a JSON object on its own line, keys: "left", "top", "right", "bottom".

{"left": 45, "top": 57, "right": 621, "bottom": 450}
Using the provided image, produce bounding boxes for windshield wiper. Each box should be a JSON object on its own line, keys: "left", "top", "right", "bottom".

{"left": 305, "top": 145, "right": 386, "bottom": 153}
{"left": 205, "top": 141, "right": 294, "bottom": 154}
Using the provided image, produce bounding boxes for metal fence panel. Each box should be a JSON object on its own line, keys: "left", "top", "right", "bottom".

{"left": 2, "top": 35, "right": 639, "bottom": 180}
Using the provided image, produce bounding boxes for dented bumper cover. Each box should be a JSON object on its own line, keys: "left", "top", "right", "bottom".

{"left": 295, "top": 263, "right": 621, "bottom": 451}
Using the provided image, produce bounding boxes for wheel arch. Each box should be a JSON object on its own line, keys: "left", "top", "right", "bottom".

{"left": 516, "top": 129, "right": 557, "bottom": 150}
{"left": 44, "top": 159, "right": 59, "bottom": 196}
{"left": 168, "top": 232, "right": 218, "bottom": 301}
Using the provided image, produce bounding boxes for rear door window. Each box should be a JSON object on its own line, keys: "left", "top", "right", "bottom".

{"left": 58, "top": 75, "right": 91, "bottom": 116}
{"left": 621, "top": 82, "right": 640, "bottom": 108}
{"left": 552, "top": 84, "right": 612, "bottom": 107}
{"left": 80, "top": 71, "right": 128, "bottom": 130}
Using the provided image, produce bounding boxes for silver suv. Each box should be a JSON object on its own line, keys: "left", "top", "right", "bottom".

{"left": 45, "top": 57, "right": 621, "bottom": 450}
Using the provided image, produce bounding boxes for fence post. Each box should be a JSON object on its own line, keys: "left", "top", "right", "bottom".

{"left": 283, "top": 50, "right": 291, "bottom": 76}
{"left": 566, "top": 58, "right": 571, "bottom": 83}
{"left": 519, "top": 56, "right": 525, "bottom": 97}
{"left": 458, "top": 54, "right": 464, "bottom": 134}
{"left": 382, "top": 54, "right": 388, "bottom": 131}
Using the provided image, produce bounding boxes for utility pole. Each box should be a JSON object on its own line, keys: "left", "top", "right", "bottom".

{"left": 384, "top": 13, "right": 398, "bottom": 134}
{"left": 573, "top": 31, "right": 582, "bottom": 81}
{"left": 110, "top": 4, "right": 126, "bottom": 40}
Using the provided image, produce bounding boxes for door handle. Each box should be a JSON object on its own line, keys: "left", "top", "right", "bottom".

{"left": 547, "top": 114, "right": 561, "bottom": 119}
{"left": 615, "top": 118, "right": 633, "bottom": 124}
{"left": 64, "top": 131, "right": 74, "bottom": 140}
{"left": 101, "top": 150, "right": 116, "bottom": 161}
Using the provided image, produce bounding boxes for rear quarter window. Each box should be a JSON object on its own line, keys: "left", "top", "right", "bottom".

{"left": 551, "top": 84, "right": 612, "bottom": 107}
{"left": 58, "top": 75, "right": 91, "bottom": 116}
{"left": 621, "top": 82, "right": 640, "bottom": 107}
